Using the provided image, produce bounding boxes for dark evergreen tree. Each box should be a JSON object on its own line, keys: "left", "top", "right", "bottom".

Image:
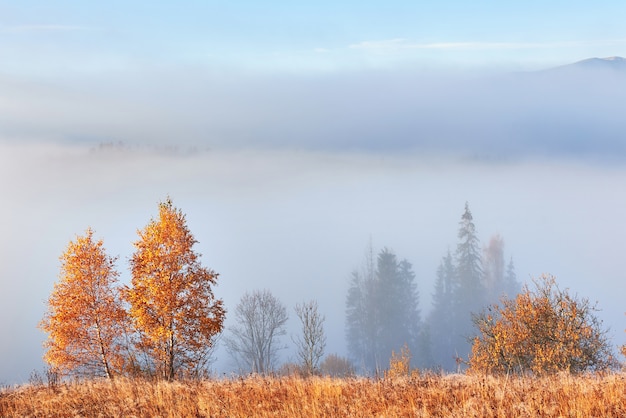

{"left": 345, "top": 242, "right": 378, "bottom": 372}
{"left": 345, "top": 246, "right": 421, "bottom": 374}
{"left": 451, "top": 202, "right": 485, "bottom": 368}
{"left": 504, "top": 256, "right": 521, "bottom": 297}
{"left": 398, "top": 259, "right": 421, "bottom": 347}
{"left": 345, "top": 270, "right": 376, "bottom": 371}
{"left": 424, "top": 203, "right": 522, "bottom": 371}
{"left": 427, "top": 250, "right": 457, "bottom": 370}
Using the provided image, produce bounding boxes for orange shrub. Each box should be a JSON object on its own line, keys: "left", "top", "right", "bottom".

{"left": 470, "top": 274, "right": 615, "bottom": 375}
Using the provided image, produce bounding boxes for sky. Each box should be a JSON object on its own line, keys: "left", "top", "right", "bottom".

{"left": 2, "top": 1, "right": 626, "bottom": 76}
{"left": 1, "top": 1, "right": 626, "bottom": 383}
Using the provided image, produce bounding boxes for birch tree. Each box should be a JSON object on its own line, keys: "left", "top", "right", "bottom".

{"left": 125, "top": 198, "right": 225, "bottom": 380}
{"left": 40, "top": 229, "right": 128, "bottom": 379}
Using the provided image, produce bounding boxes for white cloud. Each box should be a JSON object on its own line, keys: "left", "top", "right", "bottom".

{"left": 349, "top": 38, "right": 626, "bottom": 51}
{"left": 0, "top": 24, "right": 93, "bottom": 33}
{"left": 1, "top": 24, "right": 92, "bottom": 33}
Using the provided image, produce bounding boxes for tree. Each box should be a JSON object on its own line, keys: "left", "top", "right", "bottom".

{"left": 482, "top": 234, "right": 505, "bottom": 302}
{"left": 426, "top": 250, "right": 456, "bottom": 370}
{"left": 345, "top": 243, "right": 378, "bottom": 371}
{"left": 504, "top": 257, "right": 521, "bottom": 298}
{"left": 377, "top": 252, "right": 421, "bottom": 367}
{"left": 124, "top": 198, "right": 225, "bottom": 380}
{"left": 469, "top": 275, "right": 616, "bottom": 375}
{"left": 345, "top": 246, "right": 421, "bottom": 373}
{"left": 451, "top": 202, "right": 485, "bottom": 366}
{"left": 482, "top": 235, "right": 520, "bottom": 303}
{"left": 455, "top": 202, "right": 484, "bottom": 313}
{"left": 293, "top": 300, "right": 327, "bottom": 376}
{"left": 226, "top": 289, "right": 288, "bottom": 374}
{"left": 39, "top": 228, "right": 128, "bottom": 379}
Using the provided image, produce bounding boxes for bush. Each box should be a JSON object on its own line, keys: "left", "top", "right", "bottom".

{"left": 385, "top": 343, "right": 414, "bottom": 379}
{"left": 319, "top": 354, "right": 355, "bottom": 378}
{"left": 469, "top": 275, "right": 616, "bottom": 375}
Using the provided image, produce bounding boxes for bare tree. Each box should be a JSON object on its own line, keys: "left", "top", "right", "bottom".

{"left": 226, "top": 290, "right": 288, "bottom": 375}
{"left": 293, "top": 300, "right": 326, "bottom": 376}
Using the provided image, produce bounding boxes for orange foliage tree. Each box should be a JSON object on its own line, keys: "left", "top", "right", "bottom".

{"left": 39, "top": 229, "right": 128, "bottom": 379}
{"left": 124, "top": 199, "right": 225, "bottom": 380}
{"left": 469, "top": 275, "right": 615, "bottom": 375}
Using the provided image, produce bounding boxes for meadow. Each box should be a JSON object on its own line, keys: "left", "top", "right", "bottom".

{"left": 1, "top": 372, "right": 625, "bottom": 417}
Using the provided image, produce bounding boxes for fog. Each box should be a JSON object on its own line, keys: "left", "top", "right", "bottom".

{"left": 1, "top": 64, "right": 626, "bottom": 382}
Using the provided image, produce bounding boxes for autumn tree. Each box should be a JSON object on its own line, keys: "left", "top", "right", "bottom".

{"left": 469, "top": 275, "right": 616, "bottom": 375}
{"left": 293, "top": 300, "right": 326, "bottom": 376}
{"left": 124, "top": 199, "right": 225, "bottom": 380}
{"left": 39, "top": 228, "right": 128, "bottom": 379}
{"left": 226, "top": 289, "right": 289, "bottom": 375}
{"left": 482, "top": 235, "right": 520, "bottom": 303}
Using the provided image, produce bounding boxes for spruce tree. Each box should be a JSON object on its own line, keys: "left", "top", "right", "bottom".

{"left": 427, "top": 250, "right": 457, "bottom": 370}
{"left": 345, "top": 246, "right": 421, "bottom": 374}
{"left": 452, "top": 202, "right": 485, "bottom": 368}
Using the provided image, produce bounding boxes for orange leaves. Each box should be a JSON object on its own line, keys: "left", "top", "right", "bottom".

{"left": 469, "top": 274, "right": 615, "bottom": 375}
{"left": 386, "top": 343, "right": 413, "bottom": 379}
{"left": 40, "top": 199, "right": 224, "bottom": 381}
{"left": 125, "top": 198, "right": 225, "bottom": 380}
{"left": 39, "top": 229, "right": 128, "bottom": 379}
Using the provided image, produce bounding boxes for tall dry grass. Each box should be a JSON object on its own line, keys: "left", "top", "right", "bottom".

{"left": 1, "top": 372, "right": 625, "bottom": 417}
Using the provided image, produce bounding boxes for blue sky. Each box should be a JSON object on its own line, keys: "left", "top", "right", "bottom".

{"left": 2, "top": 1, "right": 626, "bottom": 76}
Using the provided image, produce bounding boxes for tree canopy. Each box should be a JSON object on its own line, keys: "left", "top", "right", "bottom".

{"left": 469, "top": 275, "right": 616, "bottom": 375}
{"left": 226, "top": 289, "right": 288, "bottom": 375}
{"left": 124, "top": 198, "right": 225, "bottom": 380}
{"left": 39, "top": 229, "right": 128, "bottom": 379}
{"left": 345, "top": 246, "right": 421, "bottom": 373}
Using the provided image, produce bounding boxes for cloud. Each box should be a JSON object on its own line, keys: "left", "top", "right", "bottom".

{"left": 1, "top": 64, "right": 625, "bottom": 162}
{"left": 1, "top": 24, "right": 92, "bottom": 33}
{"left": 348, "top": 38, "right": 626, "bottom": 51}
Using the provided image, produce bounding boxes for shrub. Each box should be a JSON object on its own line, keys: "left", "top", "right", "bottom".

{"left": 319, "top": 354, "right": 355, "bottom": 378}
{"left": 469, "top": 274, "right": 616, "bottom": 375}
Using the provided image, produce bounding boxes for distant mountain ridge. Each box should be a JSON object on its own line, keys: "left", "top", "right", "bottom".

{"left": 549, "top": 56, "right": 626, "bottom": 73}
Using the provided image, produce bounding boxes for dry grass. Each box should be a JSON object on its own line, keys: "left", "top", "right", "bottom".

{"left": 1, "top": 372, "right": 626, "bottom": 417}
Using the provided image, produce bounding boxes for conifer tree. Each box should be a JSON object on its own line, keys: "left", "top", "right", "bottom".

{"left": 451, "top": 202, "right": 485, "bottom": 368}
{"left": 427, "top": 250, "right": 457, "bottom": 370}
{"left": 345, "top": 246, "right": 421, "bottom": 373}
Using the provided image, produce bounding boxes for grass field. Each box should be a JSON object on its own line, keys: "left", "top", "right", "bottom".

{"left": 1, "top": 372, "right": 625, "bottom": 417}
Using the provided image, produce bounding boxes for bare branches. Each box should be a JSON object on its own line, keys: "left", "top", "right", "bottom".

{"left": 226, "top": 290, "right": 288, "bottom": 375}
{"left": 293, "top": 300, "right": 326, "bottom": 376}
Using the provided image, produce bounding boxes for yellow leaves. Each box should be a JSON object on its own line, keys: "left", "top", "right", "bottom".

{"left": 386, "top": 343, "right": 413, "bottom": 379}
{"left": 469, "top": 274, "right": 614, "bottom": 375}
{"left": 41, "top": 199, "right": 224, "bottom": 381}
{"left": 126, "top": 199, "right": 225, "bottom": 380}
{"left": 39, "top": 228, "right": 128, "bottom": 379}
